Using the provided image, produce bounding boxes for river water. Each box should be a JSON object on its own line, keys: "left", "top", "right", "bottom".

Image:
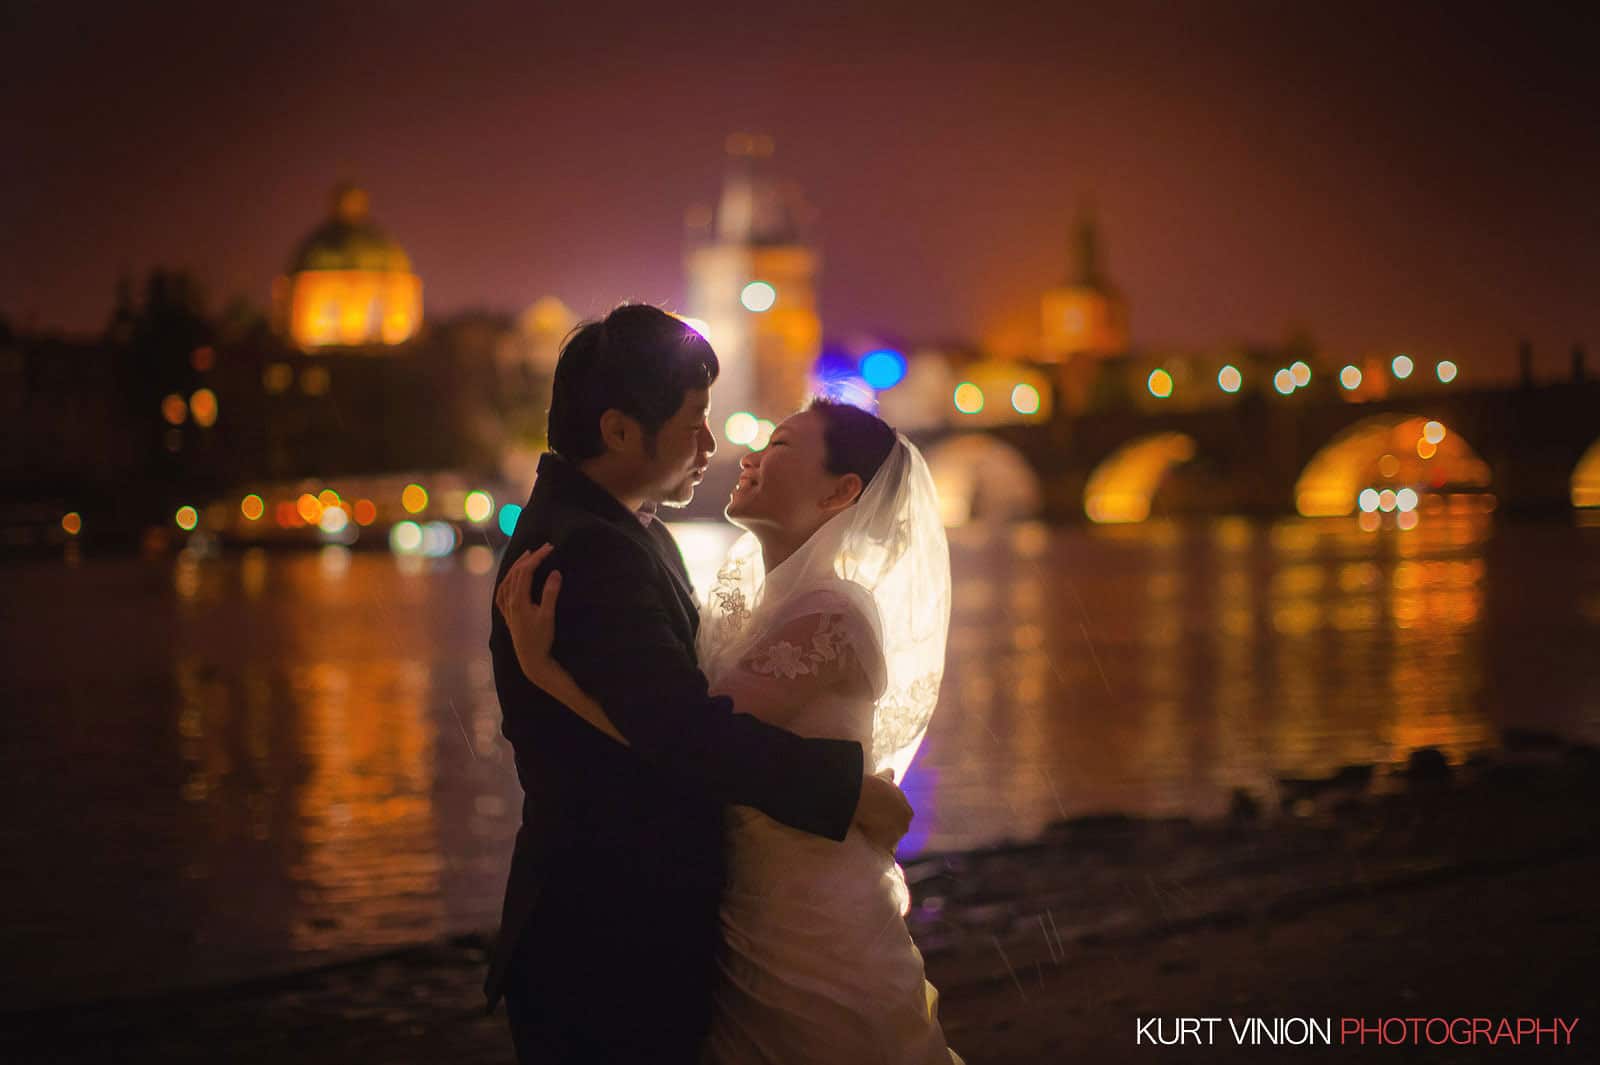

{"left": 4, "top": 511, "right": 1597, "bottom": 1009}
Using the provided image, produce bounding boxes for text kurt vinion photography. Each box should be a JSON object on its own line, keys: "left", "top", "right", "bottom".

{"left": 1137, "top": 1016, "right": 1581, "bottom": 1048}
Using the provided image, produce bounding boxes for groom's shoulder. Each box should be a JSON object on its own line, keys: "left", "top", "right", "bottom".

{"left": 547, "top": 513, "right": 656, "bottom": 575}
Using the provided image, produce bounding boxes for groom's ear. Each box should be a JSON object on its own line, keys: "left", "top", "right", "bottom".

{"left": 819, "top": 473, "right": 864, "bottom": 513}
{"left": 597, "top": 408, "right": 635, "bottom": 455}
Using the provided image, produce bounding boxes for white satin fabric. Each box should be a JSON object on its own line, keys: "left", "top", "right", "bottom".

{"left": 702, "top": 588, "right": 960, "bottom": 1065}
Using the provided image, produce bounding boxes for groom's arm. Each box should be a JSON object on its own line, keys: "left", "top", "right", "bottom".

{"left": 541, "top": 529, "right": 863, "bottom": 842}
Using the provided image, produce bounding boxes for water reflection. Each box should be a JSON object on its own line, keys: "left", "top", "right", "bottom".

{"left": 2, "top": 513, "right": 1597, "bottom": 1007}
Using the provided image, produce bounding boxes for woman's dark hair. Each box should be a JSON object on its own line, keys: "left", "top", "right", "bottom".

{"left": 807, "top": 397, "right": 897, "bottom": 492}
{"left": 546, "top": 304, "right": 719, "bottom": 460}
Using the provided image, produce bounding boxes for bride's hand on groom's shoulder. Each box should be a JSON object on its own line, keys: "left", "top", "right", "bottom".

{"left": 496, "top": 544, "right": 561, "bottom": 686}
{"left": 852, "top": 769, "right": 913, "bottom": 855}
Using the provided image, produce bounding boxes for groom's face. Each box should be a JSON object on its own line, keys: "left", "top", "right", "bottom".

{"left": 638, "top": 387, "right": 715, "bottom": 508}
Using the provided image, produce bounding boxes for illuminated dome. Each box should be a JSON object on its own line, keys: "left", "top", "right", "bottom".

{"left": 273, "top": 184, "right": 422, "bottom": 350}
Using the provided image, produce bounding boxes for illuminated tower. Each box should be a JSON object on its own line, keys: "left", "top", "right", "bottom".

{"left": 1040, "top": 204, "right": 1128, "bottom": 411}
{"left": 272, "top": 184, "right": 422, "bottom": 351}
{"left": 685, "top": 135, "right": 821, "bottom": 424}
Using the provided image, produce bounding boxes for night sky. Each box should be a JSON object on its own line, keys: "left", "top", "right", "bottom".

{"left": 6, "top": 1, "right": 1596, "bottom": 380}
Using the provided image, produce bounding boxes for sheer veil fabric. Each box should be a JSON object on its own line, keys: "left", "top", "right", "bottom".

{"left": 698, "top": 434, "right": 953, "bottom": 782}
{"left": 696, "top": 433, "right": 961, "bottom": 1063}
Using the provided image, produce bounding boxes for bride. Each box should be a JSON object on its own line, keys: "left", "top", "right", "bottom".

{"left": 497, "top": 399, "right": 961, "bottom": 1063}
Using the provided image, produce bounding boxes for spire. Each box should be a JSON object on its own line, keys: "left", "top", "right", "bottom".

{"left": 715, "top": 133, "right": 804, "bottom": 246}
{"left": 1070, "top": 199, "right": 1105, "bottom": 289}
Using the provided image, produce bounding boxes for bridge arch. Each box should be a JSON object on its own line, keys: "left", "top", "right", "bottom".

{"left": 1295, "top": 414, "right": 1492, "bottom": 517}
{"left": 924, "top": 433, "right": 1041, "bottom": 525}
{"left": 1574, "top": 437, "right": 1600, "bottom": 509}
{"left": 1083, "top": 432, "right": 1197, "bottom": 524}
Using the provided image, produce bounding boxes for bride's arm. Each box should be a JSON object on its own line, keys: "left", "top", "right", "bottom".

{"left": 496, "top": 547, "right": 629, "bottom": 747}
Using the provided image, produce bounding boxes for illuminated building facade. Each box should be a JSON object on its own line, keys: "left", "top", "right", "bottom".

{"left": 272, "top": 185, "right": 422, "bottom": 351}
{"left": 1040, "top": 206, "right": 1130, "bottom": 412}
{"left": 685, "top": 135, "right": 821, "bottom": 424}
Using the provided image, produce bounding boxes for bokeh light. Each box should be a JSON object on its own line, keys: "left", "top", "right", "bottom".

{"left": 1397, "top": 510, "right": 1420, "bottom": 531}
{"left": 390, "top": 521, "right": 423, "bottom": 555}
{"left": 1378, "top": 489, "right": 1398, "bottom": 512}
{"left": 1396, "top": 487, "right": 1419, "bottom": 512}
{"left": 1217, "top": 365, "right": 1242, "bottom": 393}
{"left": 859, "top": 349, "right": 907, "bottom": 390}
{"left": 724, "top": 411, "right": 759, "bottom": 447}
{"left": 1423, "top": 420, "right": 1447, "bottom": 445}
{"left": 1147, "top": 369, "right": 1173, "bottom": 398}
{"left": 1358, "top": 488, "right": 1381, "bottom": 512}
{"left": 319, "top": 507, "right": 350, "bottom": 534}
{"left": 740, "top": 281, "right": 777, "bottom": 312}
{"left": 174, "top": 505, "right": 199, "bottom": 531}
{"left": 464, "top": 490, "right": 495, "bottom": 524}
{"left": 953, "top": 382, "right": 984, "bottom": 414}
{"left": 1379, "top": 454, "right": 1401, "bottom": 478}
{"left": 1273, "top": 369, "right": 1296, "bottom": 395}
{"left": 421, "top": 521, "right": 458, "bottom": 558}
{"left": 1340, "top": 365, "right": 1363, "bottom": 390}
{"left": 61, "top": 512, "right": 82, "bottom": 536}
{"left": 161, "top": 394, "right": 187, "bottom": 425}
{"left": 1290, "top": 361, "right": 1312, "bottom": 387}
{"left": 1417, "top": 438, "right": 1438, "bottom": 460}
{"left": 353, "top": 499, "right": 377, "bottom": 526}
{"left": 240, "top": 494, "right": 264, "bottom": 521}
{"left": 498, "top": 503, "right": 523, "bottom": 537}
{"left": 1011, "top": 383, "right": 1041, "bottom": 415}
{"left": 189, "top": 388, "right": 218, "bottom": 428}
{"left": 402, "top": 483, "right": 429, "bottom": 514}
{"left": 296, "top": 493, "right": 323, "bottom": 524}
{"left": 750, "top": 419, "right": 776, "bottom": 451}
{"left": 1392, "top": 354, "right": 1414, "bottom": 379}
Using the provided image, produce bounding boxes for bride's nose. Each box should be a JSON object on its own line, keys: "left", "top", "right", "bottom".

{"left": 739, "top": 450, "right": 760, "bottom": 471}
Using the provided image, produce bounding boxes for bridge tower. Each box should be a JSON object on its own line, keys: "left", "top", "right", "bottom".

{"left": 685, "top": 135, "right": 821, "bottom": 427}
{"left": 1039, "top": 202, "right": 1130, "bottom": 412}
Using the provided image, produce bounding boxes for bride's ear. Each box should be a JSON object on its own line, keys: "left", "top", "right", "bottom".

{"left": 819, "top": 472, "right": 864, "bottom": 514}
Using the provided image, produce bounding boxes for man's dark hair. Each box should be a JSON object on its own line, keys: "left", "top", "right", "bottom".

{"left": 546, "top": 304, "right": 719, "bottom": 461}
{"left": 807, "top": 397, "right": 897, "bottom": 492}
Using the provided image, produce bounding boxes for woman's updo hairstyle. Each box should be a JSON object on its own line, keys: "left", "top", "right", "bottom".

{"left": 807, "top": 397, "right": 897, "bottom": 501}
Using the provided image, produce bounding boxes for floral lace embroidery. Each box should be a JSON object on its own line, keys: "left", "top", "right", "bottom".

{"left": 870, "top": 672, "right": 942, "bottom": 767}
{"left": 709, "top": 556, "right": 751, "bottom": 635}
{"left": 744, "top": 614, "right": 852, "bottom": 680}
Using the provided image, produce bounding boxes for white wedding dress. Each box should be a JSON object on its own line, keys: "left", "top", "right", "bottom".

{"left": 702, "top": 589, "right": 961, "bottom": 1065}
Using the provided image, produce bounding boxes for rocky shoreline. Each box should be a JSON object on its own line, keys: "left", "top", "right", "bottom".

{"left": 8, "top": 735, "right": 1598, "bottom": 1063}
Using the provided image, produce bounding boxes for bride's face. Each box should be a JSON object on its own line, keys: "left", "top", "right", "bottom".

{"left": 725, "top": 410, "right": 857, "bottom": 537}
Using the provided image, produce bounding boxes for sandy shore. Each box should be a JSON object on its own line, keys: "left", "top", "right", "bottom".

{"left": 9, "top": 737, "right": 1598, "bottom": 1064}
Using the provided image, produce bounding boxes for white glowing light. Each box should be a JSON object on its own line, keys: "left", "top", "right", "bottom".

{"left": 740, "top": 281, "right": 777, "bottom": 313}
{"left": 724, "top": 411, "right": 759, "bottom": 447}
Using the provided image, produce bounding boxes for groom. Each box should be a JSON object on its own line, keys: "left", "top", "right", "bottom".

{"left": 486, "top": 304, "right": 913, "bottom": 1063}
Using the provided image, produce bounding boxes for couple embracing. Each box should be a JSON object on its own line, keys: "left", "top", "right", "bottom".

{"left": 487, "top": 304, "right": 961, "bottom": 1063}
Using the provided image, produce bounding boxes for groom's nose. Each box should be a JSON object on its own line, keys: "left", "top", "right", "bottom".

{"left": 699, "top": 419, "right": 716, "bottom": 457}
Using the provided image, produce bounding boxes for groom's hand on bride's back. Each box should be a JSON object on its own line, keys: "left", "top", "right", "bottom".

{"left": 853, "top": 770, "right": 913, "bottom": 853}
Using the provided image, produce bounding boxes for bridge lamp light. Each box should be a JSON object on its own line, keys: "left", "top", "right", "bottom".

{"left": 1378, "top": 489, "right": 1398, "bottom": 512}
{"left": 1273, "top": 369, "right": 1296, "bottom": 395}
{"left": 1358, "top": 488, "right": 1381, "bottom": 513}
{"left": 464, "top": 490, "right": 495, "bottom": 525}
{"left": 750, "top": 419, "right": 776, "bottom": 451}
{"left": 953, "top": 382, "right": 985, "bottom": 414}
{"left": 1290, "top": 361, "right": 1312, "bottom": 388}
{"left": 1147, "top": 369, "right": 1173, "bottom": 399}
{"left": 1217, "top": 365, "right": 1242, "bottom": 393}
{"left": 1391, "top": 354, "right": 1414, "bottom": 379}
{"left": 1422, "top": 420, "right": 1447, "bottom": 445}
{"left": 724, "top": 411, "right": 760, "bottom": 447}
{"left": 1396, "top": 488, "right": 1419, "bottom": 513}
{"left": 859, "top": 349, "right": 907, "bottom": 390}
{"left": 1340, "top": 365, "right": 1363, "bottom": 390}
{"left": 1417, "top": 438, "right": 1438, "bottom": 460}
{"left": 1011, "top": 383, "right": 1041, "bottom": 415}
{"left": 1436, "top": 360, "right": 1458, "bottom": 383}
{"left": 175, "top": 505, "right": 199, "bottom": 532}
{"left": 740, "top": 281, "right": 777, "bottom": 313}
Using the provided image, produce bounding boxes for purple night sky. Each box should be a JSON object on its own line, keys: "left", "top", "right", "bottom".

{"left": 5, "top": 1, "right": 1596, "bottom": 379}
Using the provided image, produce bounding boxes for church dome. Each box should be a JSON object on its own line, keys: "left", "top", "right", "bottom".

{"left": 287, "top": 185, "right": 413, "bottom": 274}
{"left": 273, "top": 184, "right": 423, "bottom": 350}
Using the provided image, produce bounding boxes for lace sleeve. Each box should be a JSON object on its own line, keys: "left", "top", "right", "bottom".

{"left": 739, "top": 612, "right": 870, "bottom": 692}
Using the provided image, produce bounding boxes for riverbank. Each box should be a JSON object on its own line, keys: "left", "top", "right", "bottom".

{"left": 8, "top": 738, "right": 1597, "bottom": 1063}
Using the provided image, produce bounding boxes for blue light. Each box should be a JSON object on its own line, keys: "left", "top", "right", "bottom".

{"left": 859, "top": 349, "right": 907, "bottom": 390}
{"left": 812, "top": 349, "right": 856, "bottom": 383}
{"left": 498, "top": 503, "right": 523, "bottom": 537}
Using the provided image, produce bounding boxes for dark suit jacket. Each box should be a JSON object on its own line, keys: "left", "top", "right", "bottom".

{"left": 484, "top": 453, "right": 865, "bottom": 1024}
